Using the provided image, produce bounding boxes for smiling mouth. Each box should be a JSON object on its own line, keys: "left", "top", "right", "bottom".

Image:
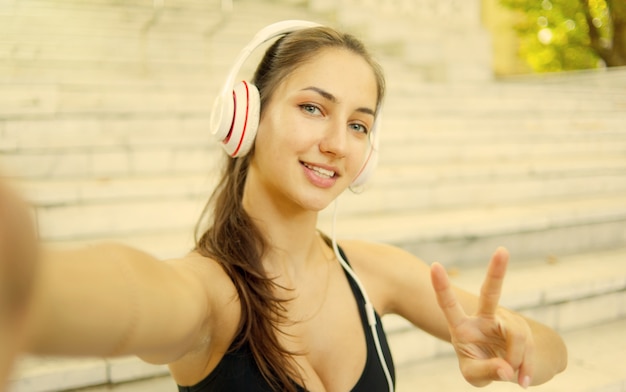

{"left": 302, "top": 162, "right": 336, "bottom": 179}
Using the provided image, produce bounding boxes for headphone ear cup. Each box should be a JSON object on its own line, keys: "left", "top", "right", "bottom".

{"left": 221, "top": 81, "right": 260, "bottom": 157}
{"left": 351, "top": 149, "right": 377, "bottom": 188}
{"left": 351, "top": 118, "right": 380, "bottom": 188}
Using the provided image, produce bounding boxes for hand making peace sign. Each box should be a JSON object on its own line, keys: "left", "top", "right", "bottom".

{"left": 430, "top": 247, "right": 534, "bottom": 389}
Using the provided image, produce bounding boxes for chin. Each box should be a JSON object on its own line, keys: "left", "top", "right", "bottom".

{"left": 305, "top": 201, "right": 331, "bottom": 213}
{"left": 303, "top": 194, "right": 338, "bottom": 213}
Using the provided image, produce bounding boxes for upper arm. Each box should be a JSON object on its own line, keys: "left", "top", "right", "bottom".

{"left": 136, "top": 252, "right": 237, "bottom": 364}
{"left": 132, "top": 254, "right": 211, "bottom": 363}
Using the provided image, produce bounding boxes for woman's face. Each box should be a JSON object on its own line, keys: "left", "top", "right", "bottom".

{"left": 249, "top": 47, "right": 379, "bottom": 212}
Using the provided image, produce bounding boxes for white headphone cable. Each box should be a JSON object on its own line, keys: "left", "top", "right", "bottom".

{"left": 330, "top": 198, "right": 394, "bottom": 392}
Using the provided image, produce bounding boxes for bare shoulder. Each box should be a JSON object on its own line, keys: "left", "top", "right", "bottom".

{"left": 166, "top": 252, "right": 234, "bottom": 288}
{"left": 338, "top": 240, "right": 430, "bottom": 278}
{"left": 165, "top": 252, "right": 239, "bottom": 320}
{"left": 337, "top": 240, "right": 432, "bottom": 315}
{"left": 164, "top": 252, "right": 241, "bottom": 349}
{"left": 165, "top": 252, "right": 241, "bottom": 383}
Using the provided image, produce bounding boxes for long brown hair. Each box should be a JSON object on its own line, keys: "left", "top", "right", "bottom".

{"left": 195, "top": 25, "right": 386, "bottom": 391}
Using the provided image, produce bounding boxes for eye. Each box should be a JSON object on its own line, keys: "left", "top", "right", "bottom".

{"left": 300, "top": 104, "right": 322, "bottom": 116}
{"left": 349, "top": 122, "right": 369, "bottom": 135}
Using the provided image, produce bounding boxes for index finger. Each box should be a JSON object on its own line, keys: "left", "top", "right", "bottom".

{"left": 478, "top": 247, "right": 509, "bottom": 317}
{"left": 431, "top": 262, "right": 467, "bottom": 328}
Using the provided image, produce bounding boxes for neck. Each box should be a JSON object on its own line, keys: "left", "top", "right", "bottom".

{"left": 255, "top": 210, "right": 323, "bottom": 277}
{"left": 242, "top": 188, "right": 333, "bottom": 280}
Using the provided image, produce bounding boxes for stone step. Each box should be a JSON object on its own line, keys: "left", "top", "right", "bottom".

{"left": 0, "top": 12, "right": 312, "bottom": 63}
{"left": 319, "top": 192, "right": 626, "bottom": 267}
{"left": 22, "top": 188, "right": 626, "bottom": 267}
{"left": 383, "top": 86, "right": 626, "bottom": 115}
{"left": 0, "top": 114, "right": 213, "bottom": 151}
{"left": 0, "top": 142, "right": 220, "bottom": 180}
{"left": 502, "top": 64, "right": 626, "bottom": 89}
{"left": 358, "top": 171, "right": 626, "bottom": 213}
{"left": 383, "top": 115, "right": 626, "bottom": 138}
{"left": 0, "top": 0, "right": 326, "bottom": 84}
{"left": 378, "top": 139, "right": 626, "bottom": 165}
{"left": 12, "top": 153, "right": 625, "bottom": 205}
{"left": 8, "top": 246, "right": 626, "bottom": 392}
{"left": 0, "top": 0, "right": 223, "bottom": 35}
{"left": 335, "top": 2, "right": 485, "bottom": 82}
{"left": 4, "top": 0, "right": 220, "bottom": 11}
{"left": 0, "top": 84, "right": 217, "bottom": 117}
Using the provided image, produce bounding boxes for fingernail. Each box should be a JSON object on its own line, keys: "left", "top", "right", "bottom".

{"left": 497, "top": 369, "right": 508, "bottom": 381}
{"left": 521, "top": 375, "right": 531, "bottom": 389}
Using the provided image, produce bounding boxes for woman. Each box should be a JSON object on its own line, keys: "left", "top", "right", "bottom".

{"left": 1, "top": 23, "right": 567, "bottom": 391}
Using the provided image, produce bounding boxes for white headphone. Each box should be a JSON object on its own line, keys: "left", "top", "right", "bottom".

{"left": 209, "top": 20, "right": 381, "bottom": 188}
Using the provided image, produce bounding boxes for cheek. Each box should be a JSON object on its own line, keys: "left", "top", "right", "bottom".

{"left": 350, "top": 140, "right": 373, "bottom": 169}
{"left": 256, "top": 112, "right": 313, "bottom": 155}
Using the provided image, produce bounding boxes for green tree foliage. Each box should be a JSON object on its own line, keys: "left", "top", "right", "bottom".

{"left": 501, "top": 0, "right": 626, "bottom": 72}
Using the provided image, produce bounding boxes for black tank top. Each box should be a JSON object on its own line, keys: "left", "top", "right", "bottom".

{"left": 178, "top": 248, "right": 395, "bottom": 391}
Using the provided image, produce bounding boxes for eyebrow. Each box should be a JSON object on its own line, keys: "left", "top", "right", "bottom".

{"left": 301, "top": 86, "right": 376, "bottom": 116}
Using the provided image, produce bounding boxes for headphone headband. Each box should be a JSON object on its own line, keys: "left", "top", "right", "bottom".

{"left": 219, "top": 20, "right": 322, "bottom": 101}
{"left": 210, "top": 20, "right": 322, "bottom": 148}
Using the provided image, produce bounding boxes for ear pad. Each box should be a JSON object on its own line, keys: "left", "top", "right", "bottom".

{"left": 220, "top": 81, "right": 261, "bottom": 157}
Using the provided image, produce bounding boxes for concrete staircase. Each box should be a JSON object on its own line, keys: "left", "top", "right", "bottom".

{"left": 2, "top": 0, "right": 626, "bottom": 391}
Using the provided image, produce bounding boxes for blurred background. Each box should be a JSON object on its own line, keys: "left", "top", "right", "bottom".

{"left": 1, "top": 0, "right": 625, "bottom": 391}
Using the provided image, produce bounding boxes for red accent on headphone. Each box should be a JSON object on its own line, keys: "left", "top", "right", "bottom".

{"left": 231, "top": 81, "right": 251, "bottom": 157}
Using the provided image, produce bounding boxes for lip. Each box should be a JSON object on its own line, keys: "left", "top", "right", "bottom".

{"left": 300, "top": 161, "right": 339, "bottom": 188}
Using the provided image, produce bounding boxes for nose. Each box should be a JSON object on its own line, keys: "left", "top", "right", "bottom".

{"left": 319, "top": 119, "right": 347, "bottom": 158}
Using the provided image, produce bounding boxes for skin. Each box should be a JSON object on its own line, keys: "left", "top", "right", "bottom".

{"left": 1, "top": 47, "right": 567, "bottom": 391}
{"left": 0, "top": 180, "right": 38, "bottom": 386}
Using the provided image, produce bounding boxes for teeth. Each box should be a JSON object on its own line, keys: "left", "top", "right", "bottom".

{"left": 304, "top": 163, "right": 335, "bottom": 178}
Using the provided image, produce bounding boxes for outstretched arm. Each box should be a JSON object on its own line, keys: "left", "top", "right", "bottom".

{"left": 0, "top": 176, "right": 211, "bottom": 366}
{"left": 430, "top": 247, "right": 568, "bottom": 387}
{"left": 25, "top": 243, "right": 210, "bottom": 363}
{"left": 341, "top": 241, "right": 567, "bottom": 389}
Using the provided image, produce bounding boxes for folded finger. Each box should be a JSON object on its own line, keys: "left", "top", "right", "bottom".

{"left": 459, "top": 357, "right": 514, "bottom": 387}
{"left": 517, "top": 337, "right": 535, "bottom": 388}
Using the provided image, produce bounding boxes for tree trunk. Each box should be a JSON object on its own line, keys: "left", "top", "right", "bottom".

{"left": 608, "top": 0, "right": 626, "bottom": 66}
{"left": 582, "top": 0, "right": 626, "bottom": 67}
